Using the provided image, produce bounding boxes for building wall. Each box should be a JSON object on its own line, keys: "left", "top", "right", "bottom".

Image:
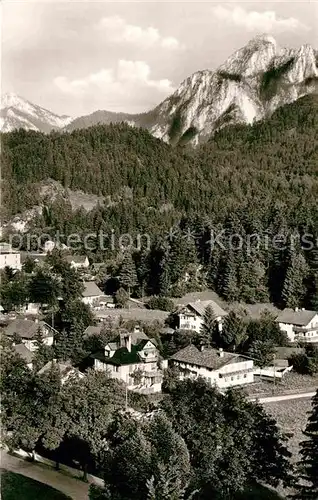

{"left": 278, "top": 323, "right": 295, "bottom": 342}
{"left": 173, "top": 359, "right": 254, "bottom": 389}
{"left": 0, "top": 252, "right": 22, "bottom": 270}
{"left": 94, "top": 358, "right": 164, "bottom": 393}
{"left": 178, "top": 312, "right": 223, "bottom": 333}
{"left": 82, "top": 295, "right": 101, "bottom": 305}
{"left": 279, "top": 317, "right": 318, "bottom": 343}
{"left": 23, "top": 335, "right": 53, "bottom": 352}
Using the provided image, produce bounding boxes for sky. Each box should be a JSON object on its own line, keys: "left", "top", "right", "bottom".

{"left": 1, "top": 0, "right": 317, "bottom": 117}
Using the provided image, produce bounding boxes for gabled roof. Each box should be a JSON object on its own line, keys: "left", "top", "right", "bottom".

{"left": 185, "top": 300, "right": 227, "bottom": 318}
{"left": 83, "top": 325, "right": 103, "bottom": 337}
{"left": 276, "top": 309, "right": 317, "bottom": 326}
{"left": 170, "top": 345, "right": 245, "bottom": 370}
{"left": 82, "top": 281, "right": 104, "bottom": 297}
{"left": 4, "top": 319, "right": 54, "bottom": 339}
{"left": 65, "top": 255, "right": 88, "bottom": 264}
{"left": 37, "top": 360, "right": 75, "bottom": 377}
{"left": 14, "top": 343, "right": 35, "bottom": 364}
{"left": 94, "top": 333, "right": 156, "bottom": 366}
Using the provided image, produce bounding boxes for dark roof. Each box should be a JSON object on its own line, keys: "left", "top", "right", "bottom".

{"left": 4, "top": 319, "right": 53, "bottom": 339}
{"left": 276, "top": 309, "right": 317, "bottom": 326}
{"left": 170, "top": 345, "right": 246, "bottom": 370}
{"left": 94, "top": 336, "right": 156, "bottom": 366}
{"left": 82, "top": 281, "right": 104, "bottom": 297}
{"left": 14, "top": 343, "right": 35, "bottom": 364}
{"left": 184, "top": 300, "right": 227, "bottom": 318}
{"left": 65, "top": 255, "right": 88, "bottom": 264}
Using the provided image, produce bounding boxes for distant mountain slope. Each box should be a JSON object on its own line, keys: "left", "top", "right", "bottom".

{"left": 1, "top": 93, "right": 317, "bottom": 221}
{"left": 3, "top": 35, "right": 316, "bottom": 139}
{"left": 0, "top": 93, "right": 73, "bottom": 133}
{"left": 67, "top": 34, "right": 318, "bottom": 143}
{"left": 64, "top": 108, "right": 158, "bottom": 132}
{"left": 151, "top": 35, "right": 318, "bottom": 144}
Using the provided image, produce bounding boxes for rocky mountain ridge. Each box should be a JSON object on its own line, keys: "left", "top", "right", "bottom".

{"left": 2, "top": 35, "right": 317, "bottom": 142}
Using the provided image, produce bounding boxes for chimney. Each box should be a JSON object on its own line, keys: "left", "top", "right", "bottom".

{"left": 120, "top": 331, "right": 132, "bottom": 352}
{"left": 34, "top": 318, "right": 38, "bottom": 324}
{"left": 295, "top": 307, "right": 299, "bottom": 312}
{"left": 219, "top": 348, "right": 224, "bottom": 358}
{"left": 200, "top": 345, "right": 205, "bottom": 352}
{"left": 134, "top": 325, "right": 141, "bottom": 334}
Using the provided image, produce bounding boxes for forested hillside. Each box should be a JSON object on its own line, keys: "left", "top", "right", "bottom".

{"left": 1, "top": 95, "right": 318, "bottom": 307}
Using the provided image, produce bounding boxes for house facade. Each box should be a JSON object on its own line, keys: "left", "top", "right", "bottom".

{"left": 4, "top": 318, "right": 55, "bottom": 351}
{"left": 0, "top": 243, "right": 21, "bottom": 271}
{"left": 277, "top": 308, "right": 318, "bottom": 343}
{"left": 82, "top": 281, "right": 105, "bottom": 307}
{"left": 93, "top": 326, "right": 168, "bottom": 393}
{"left": 177, "top": 300, "right": 227, "bottom": 333}
{"left": 170, "top": 345, "right": 254, "bottom": 389}
{"left": 65, "top": 255, "right": 90, "bottom": 270}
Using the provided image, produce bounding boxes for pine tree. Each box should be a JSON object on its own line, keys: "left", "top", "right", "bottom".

{"left": 118, "top": 251, "right": 138, "bottom": 297}
{"left": 293, "top": 390, "right": 318, "bottom": 499}
{"left": 282, "top": 253, "right": 309, "bottom": 308}
{"left": 221, "top": 311, "right": 247, "bottom": 351}
{"left": 199, "top": 305, "right": 216, "bottom": 347}
{"left": 218, "top": 251, "right": 239, "bottom": 302}
{"left": 158, "top": 245, "right": 171, "bottom": 297}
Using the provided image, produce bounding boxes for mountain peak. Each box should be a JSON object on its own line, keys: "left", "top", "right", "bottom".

{"left": 1, "top": 92, "right": 27, "bottom": 110}
{"left": 248, "top": 34, "right": 277, "bottom": 46}
{"left": 0, "top": 92, "right": 73, "bottom": 133}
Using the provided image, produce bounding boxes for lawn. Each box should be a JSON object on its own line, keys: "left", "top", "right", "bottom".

{"left": 1, "top": 470, "right": 71, "bottom": 500}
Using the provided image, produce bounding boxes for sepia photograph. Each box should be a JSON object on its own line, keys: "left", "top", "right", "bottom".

{"left": 0, "top": 1, "right": 317, "bottom": 499}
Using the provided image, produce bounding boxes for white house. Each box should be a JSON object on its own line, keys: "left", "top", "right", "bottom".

{"left": 4, "top": 318, "right": 56, "bottom": 351}
{"left": 65, "top": 255, "right": 90, "bottom": 270}
{"left": 0, "top": 243, "right": 21, "bottom": 271}
{"left": 177, "top": 300, "right": 227, "bottom": 333}
{"left": 82, "top": 281, "right": 105, "bottom": 307}
{"left": 93, "top": 326, "right": 168, "bottom": 393}
{"left": 170, "top": 345, "right": 254, "bottom": 389}
{"left": 277, "top": 308, "right": 318, "bottom": 343}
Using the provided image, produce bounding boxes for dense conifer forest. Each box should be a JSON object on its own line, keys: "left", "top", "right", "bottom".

{"left": 1, "top": 95, "right": 318, "bottom": 307}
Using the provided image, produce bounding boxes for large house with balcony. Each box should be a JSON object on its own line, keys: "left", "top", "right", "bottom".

{"left": 177, "top": 300, "right": 227, "bottom": 333}
{"left": 93, "top": 326, "right": 168, "bottom": 393}
{"left": 277, "top": 308, "right": 318, "bottom": 343}
{"left": 170, "top": 345, "right": 254, "bottom": 389}
{"left": 4, "top": 318, "right": 56, "bottom": 351}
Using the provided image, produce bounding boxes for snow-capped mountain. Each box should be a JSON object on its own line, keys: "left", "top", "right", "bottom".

{"left": 151, "top": 34, "right": 318, "bottom": 143}
{"left": 2, "top": 35, "right": 317, "bottom": 140}
{"left": 0, "top": 93, "right": 73, "bottom": 133}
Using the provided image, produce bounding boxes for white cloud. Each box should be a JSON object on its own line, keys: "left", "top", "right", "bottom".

{"left": 212, "top": 6, "right": 310, "bottom": 33}
{"left": 97, "top": 15, "right": 181, "bottom": 49}
{"left": 54, "top": 60, "right": 175, "bottom": 111}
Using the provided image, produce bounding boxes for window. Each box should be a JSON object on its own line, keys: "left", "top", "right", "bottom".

{"left": 231, "top": 377, "right": 234, "bottom": 381}
{"left": 243, "top": 374, "right": 247, "bottom": 378}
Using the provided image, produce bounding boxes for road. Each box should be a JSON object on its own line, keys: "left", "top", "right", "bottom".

{"left": 249, "top": 391, "right": 316, "bottom": 404}
{"left": 0, "top": 450, "right": 89, "bottom": 500}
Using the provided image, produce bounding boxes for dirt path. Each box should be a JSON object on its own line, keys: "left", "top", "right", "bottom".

{"left": 249, "top": 391, "right": 316, "bottom": 404}
{"left": 0, "top": 450, "right": 89, "bottom": 500}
